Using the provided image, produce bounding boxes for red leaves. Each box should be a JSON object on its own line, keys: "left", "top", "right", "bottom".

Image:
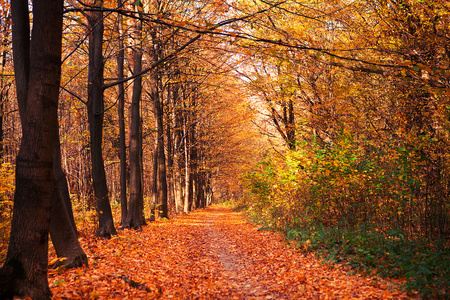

{"left": 49, "top": 206, "right": 411, "bottom": 299}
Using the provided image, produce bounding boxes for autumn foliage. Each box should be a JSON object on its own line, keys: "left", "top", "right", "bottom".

{"left": 234, "top": 0, "right": 450, "bottom": 297}
{"left": 48, "top": 206, "right": 411, "bottom": 299}
{"left": 0, "top": 0, "right": 449, "bottom": 298}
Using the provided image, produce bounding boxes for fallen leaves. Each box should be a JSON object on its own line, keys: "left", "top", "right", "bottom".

{"left": 48, "top": 206, "right": 414, "bottom": 299}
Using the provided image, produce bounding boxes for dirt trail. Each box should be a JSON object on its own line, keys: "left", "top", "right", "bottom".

{"left": 49, "top": 206, "right": 411, "bottom": 299}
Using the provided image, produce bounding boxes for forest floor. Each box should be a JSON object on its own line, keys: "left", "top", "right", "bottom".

{"left": 49, "top": 206, "right": 414, "bottom": 299}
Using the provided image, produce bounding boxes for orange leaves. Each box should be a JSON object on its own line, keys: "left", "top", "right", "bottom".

{"left": 49, "top": 206, "right": 409, "bottom": 299}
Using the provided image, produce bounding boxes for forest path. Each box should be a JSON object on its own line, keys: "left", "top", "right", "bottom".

{"left": 49, "top": 206, "right": 410, "bottom": 299}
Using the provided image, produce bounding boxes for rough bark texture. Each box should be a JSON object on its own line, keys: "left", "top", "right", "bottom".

{"left": 86, "top": 2, "right": 116, "bottom": 238}
{"left": 49, "top": 127, "right": 88, "bottom": 269}
{"left": 124, "top": 15, "right": 145, "bottom": 229}
{"left": 0, "top": 0, "right": 63, "bottom": 298}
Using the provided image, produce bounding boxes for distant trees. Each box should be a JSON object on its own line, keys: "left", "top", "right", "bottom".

{"left": 0, "top": 0, "right": 263, "bottom": 298}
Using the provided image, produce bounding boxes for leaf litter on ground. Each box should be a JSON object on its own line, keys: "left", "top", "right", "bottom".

{"left": 49, "top": 206, "right": 415, "bottom": 299}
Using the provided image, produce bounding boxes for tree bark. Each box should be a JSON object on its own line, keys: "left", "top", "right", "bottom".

{"left": 49, "top": 126, "right": 88, "bottom": 269}
{"left": 124, "top": 11, "right": 145, "bottom": 229}
{"left": 117, "top": 0, "right": 127, "bottom": 226}
{"left": 285, "top": 98, "right": 295, "bottom": 150}
{"left": 166, "top": 86, "right": 174, "bottom": 215}
{"left": 183, "top": 112, "right": 190, "bottom": 214}
{"left": 86, "top": 1, "right": 116, "bottom": 238}
{"left": 172, "top": 86, "right": 183, "bottom": 213}
{"left": 149, "top": 28, "right": 168, "bottom": 219}
{"left": 190, "top": 119, "right": 198, "bottom": 211}
{"left": 154, "top": 89, "right": 169, "bottom": 218}
{"left": 0, "top": 0, "right": 63, "bottom": 298}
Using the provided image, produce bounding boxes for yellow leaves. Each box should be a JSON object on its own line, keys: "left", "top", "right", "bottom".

{"left": 303, "top": 239, "right": 311, "bottom": 251}
{"left": 94, "top": 0, "right": 102, "bottom": 6}
{"left": 49, "top": 257, "right": 67, "bottom": 265}
{"left": 0, "top": 162, "right": 15, "bottom": 262}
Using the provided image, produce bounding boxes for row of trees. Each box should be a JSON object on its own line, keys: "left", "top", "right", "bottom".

{"left": 0, "top": 0, "right": 264, "bottom": 298}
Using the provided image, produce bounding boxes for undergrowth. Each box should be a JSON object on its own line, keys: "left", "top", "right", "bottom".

{"left": 283, "top": 223, "right": 450, "bottom": 298}
{"left": 238, "top": 204, "right": 450, "bottom": 298}
{"left": 238, "top": 132, "right": 450, "bottom": 298}
{"left": 237, "top": 197, "right": 450, "bottom": 298}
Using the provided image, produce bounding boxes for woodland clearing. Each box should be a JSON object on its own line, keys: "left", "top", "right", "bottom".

{"left": 48, "top": 206, "right": 412, "bottom": 299}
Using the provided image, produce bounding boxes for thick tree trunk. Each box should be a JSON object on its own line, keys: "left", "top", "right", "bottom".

{"left": 49, "top": 126, "right": 88, "bottom": 269}
{"left": 124, "top": 14, "right": 145, "bottom": 229}
{"left": 86, "top": 2, "right": 116, "bottom": 238}
{"left": 117, "top": 0, "right": 127, "bottom": 226}
{"left": 0, "top": 0, "right": 63, "bottom": 298}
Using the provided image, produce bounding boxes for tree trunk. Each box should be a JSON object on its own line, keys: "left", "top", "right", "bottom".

{"left": 0, "top": 0, "right": 63, "bottom": 298}
{"left": 154, "top": 93, "right": 168, "bottom": 218}
{"left": 173, "top": 151, "right": 183, "bottom": 213}
{"left": 189, "top": 104, "right": 197, "bottom": 212}
{"left": 124, "top": 12, "right": 145, "bottom": 229}
{"left": 166, "top": 87, "right": 174, "bottom": 215}
{"left": 117, "top": 0, "right": 127, "bottom": 226}
{"left": 86, "top": 1, "right": 116, "bottom": 238}
{"left": 149, "top": 28, "right": 168, "bottom": 219}
{"left": 183, "top": 113, "right": 190, "bottom": 214}
{"left": 49, "top": 126, "right": 88, "bottom": 269}
{"left": 172, "top": 87, "right": 183, "bottom": 213}
{"left": 152, "top": 142, "right": 158, "bottom": 216}
{"left": 286, "top": 98, "right": 295, "bottom": 150}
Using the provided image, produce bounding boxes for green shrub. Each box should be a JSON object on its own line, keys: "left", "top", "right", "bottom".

{"left": 240, "top": 131, "right": 449, "bottom": 297}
